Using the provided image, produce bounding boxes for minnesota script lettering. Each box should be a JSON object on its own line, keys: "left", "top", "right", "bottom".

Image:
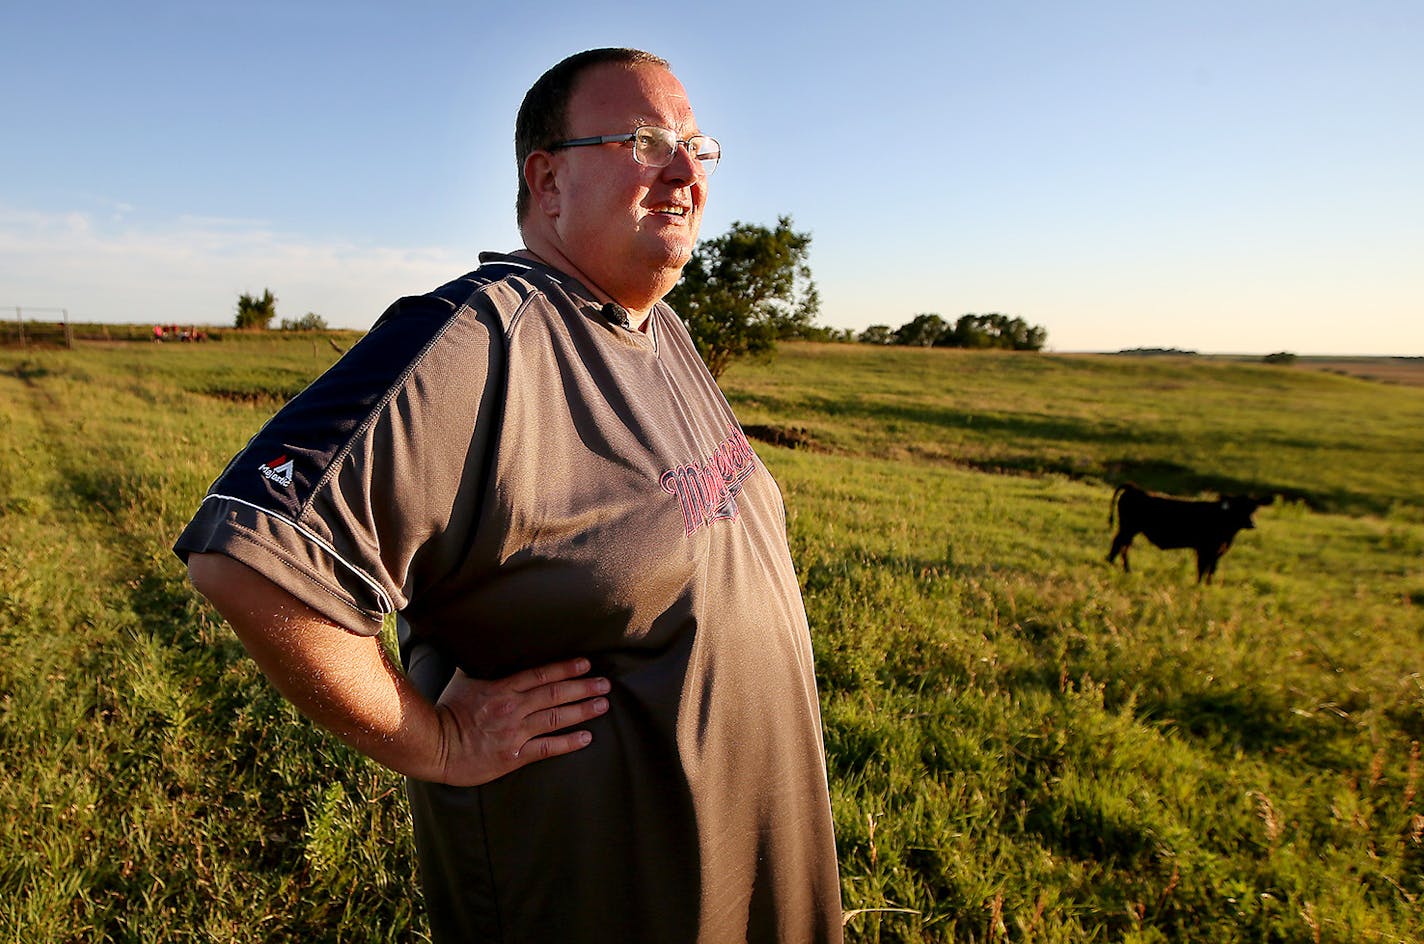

{"left": 660, "top": 423, "right": 759, "bottom": 537}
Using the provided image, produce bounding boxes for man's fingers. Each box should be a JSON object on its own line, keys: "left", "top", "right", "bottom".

{"left": 501, "top": 659, "right": 610, "bottom": 720}
{"left": 529, "top": 695, "right": 609, "bottom": 735}
{"left": 507, "top": 656, "right": 594, "bottom": 693}
{"left": 437, "top": 657, "right": 612, "bottom": 784}
{"left": 519, "top": 675, "right": 611, "bottom": 716}
{"left": 512, "top": 729, "right": 595, "bottom": 768}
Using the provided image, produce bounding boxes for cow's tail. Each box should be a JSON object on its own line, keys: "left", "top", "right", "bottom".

{"left": 1109, "top": 484, "right": 1128, "bottom": 527}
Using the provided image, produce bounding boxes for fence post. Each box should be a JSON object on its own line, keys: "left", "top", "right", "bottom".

{"left": 14, "top": 307, "right": 23, "bottom": 349}
{"left": 63, "top": 308, "right": 73, "bottom": 349}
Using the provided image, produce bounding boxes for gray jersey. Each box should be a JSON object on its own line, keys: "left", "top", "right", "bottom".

{"left": 176, "top": 254, "right": 842, "bottom": 942}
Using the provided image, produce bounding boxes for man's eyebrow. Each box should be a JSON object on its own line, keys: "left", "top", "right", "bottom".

{"left": 630, "top": 115, "right": 702, "bottom": 135}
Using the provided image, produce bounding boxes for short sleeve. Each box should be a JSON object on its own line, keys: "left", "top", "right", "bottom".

{"left": 174, "top": 293, "right": 507, "bottom": 636}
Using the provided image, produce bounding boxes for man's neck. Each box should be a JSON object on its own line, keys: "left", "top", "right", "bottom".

{"left": 511, "top": 245, "right": 670, "bottom": 331}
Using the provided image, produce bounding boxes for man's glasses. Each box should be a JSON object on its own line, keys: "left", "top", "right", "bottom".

{"left": 548, "top": 126, "right": 721, "bottom": 177}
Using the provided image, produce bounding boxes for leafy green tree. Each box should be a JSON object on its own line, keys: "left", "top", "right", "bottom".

{"left": 665, "top": 216, "right": 819, "bottom": 379}
{"left": 942, "top": 313, "right": 1047, "bottom": 351}
{"left": 946, "top": 314, "right": 987, "bottom": 348}
{"left": 859, "top": 324, "right": 894, "bottom": 345}
{"left": 235, "top": 289, "right": 277, "bottom": 330}
{"left": 894, "top": 313, "right": 948, "bottom": 347}
{"left": 883, "top": 312, "right": 1048, "bottom": 351}
{"left": 280, "top": 312, "right": 329, "bottom": 331}
{"left": 793, "top": 325, "right": 855, "bottom": 343}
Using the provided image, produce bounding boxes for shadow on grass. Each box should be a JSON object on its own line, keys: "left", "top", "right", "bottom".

{"left": 1139, "top": 687, "right": 1317, "bottom": 755}
{"left": 784, "top": 392, "right": 1164, "bottom": 448}
{"left": 1101, "top": 459, "right": 1272, "bottom": 500}
{"left": 1020, "top": 795, "right": 1163, "bottom": 868}
{"left": 3, "top": 359, "right": 57, "bottom": 383}
{"left": 735, "top": 390, "right": 1390, "bottom": 517}
{"left": 1101, "top": 459, "right": 1376, "bottom": 516}
{"left": 730, "top": 389, "right": 1133, "bottom": 442}
{"left": 52, "top": 459, "right": 421, "bottom": 928}
{"left": 189, "top": 386, "right": 301, "bottom": 408}
{"left": 1003, "top": 654, "right": 1343, "bottom": 770}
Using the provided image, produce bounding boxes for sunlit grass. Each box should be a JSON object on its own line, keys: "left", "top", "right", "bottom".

{"left": 2, "top": 339, "right": 1420, "bottom": 942}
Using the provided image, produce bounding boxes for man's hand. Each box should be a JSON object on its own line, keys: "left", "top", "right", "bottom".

{"left": 187, "top": 553, "right": 608, "bottom": 786}
{"left": 433, "top": 658, "right": 610, "bottom": 786}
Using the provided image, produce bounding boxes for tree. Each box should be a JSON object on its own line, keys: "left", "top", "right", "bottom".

{"left": 235, "top": 289, "right": 277, "bottom": 330}
{"left": 665, "top": 216, "right": 819, "bottom": 379}
{"left": 894, "top": 313, "right": 948, "bottom": 347}
{"left": 858, "top": 324, "right": 895, "bottom": 345}
{"left": 941, "top": 313, "right": 1048, "bottom": 351}
{"left": 790, "top": 324, "right": 855, "bottom": 344}
{"left": 880, "top": 311, "right": 1049, "bottom": 351}
{"left": 280, "top": 312, "right": 329, "bottom": 331}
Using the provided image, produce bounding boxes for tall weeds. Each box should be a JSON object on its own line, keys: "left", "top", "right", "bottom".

{"left": 2, "top": 340, "right": 1419, "bottom": 942}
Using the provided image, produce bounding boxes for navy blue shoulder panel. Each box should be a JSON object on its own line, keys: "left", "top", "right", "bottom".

{"left": 209, "top": 264, "right": 524, "bottom": 522}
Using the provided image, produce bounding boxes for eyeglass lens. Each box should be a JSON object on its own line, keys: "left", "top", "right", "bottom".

{"left": 633, "top": 128, "right": 720, "bottom": 174}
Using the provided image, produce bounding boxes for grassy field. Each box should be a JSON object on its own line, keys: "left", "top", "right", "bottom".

{"left": 1, "top": 336, "right": 1420, "bottom": 942}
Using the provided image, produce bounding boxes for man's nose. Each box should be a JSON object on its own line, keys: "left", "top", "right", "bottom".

{"left": 661, "top": 141, "right": 703, "bottom": 183}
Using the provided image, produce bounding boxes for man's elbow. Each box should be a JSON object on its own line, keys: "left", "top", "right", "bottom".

{"left": 186, "top": 550, "right": 233, "bottom": 604}
{"left": 185, "top": 551, "right": 274, "bottom": 630}
{"left": 185, "top": 552, "right": 344, "bottom": 651}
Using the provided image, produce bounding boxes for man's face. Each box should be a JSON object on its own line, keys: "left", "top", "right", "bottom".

{"left": 544, "top": 63, "right": 709, "bottom": 300}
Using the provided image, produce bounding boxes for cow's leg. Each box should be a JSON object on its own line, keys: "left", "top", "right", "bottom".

{"left": 1108, "top": 531, "right": 1133, "bottom": 572}
{"left": 1196, "top": 551, "right": 1218, "bottom": 584}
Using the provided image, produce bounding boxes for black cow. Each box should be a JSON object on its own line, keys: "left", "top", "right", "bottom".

{"left": 1107, "top": 483, "right": 1272, "bottom": 583}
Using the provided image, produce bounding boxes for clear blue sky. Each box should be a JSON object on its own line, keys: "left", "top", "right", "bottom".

{"left": 3, "top": 0, "right": 1420, "bottom": 354}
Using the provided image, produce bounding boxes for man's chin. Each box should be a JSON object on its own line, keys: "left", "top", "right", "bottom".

{"left": 641, "top": 239, "right": 693, "bottom": 271}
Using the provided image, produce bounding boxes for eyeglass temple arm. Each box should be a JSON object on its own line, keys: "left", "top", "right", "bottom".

{"left": 548, "top": 134, "right": 636, "bottom": 150}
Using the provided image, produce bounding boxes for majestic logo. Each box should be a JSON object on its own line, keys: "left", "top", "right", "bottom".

{"left": 258, "top": 454, "right": 295, "bottom": 488}
{"left": 660, "top": 423, "right": 759, "bottom": 537}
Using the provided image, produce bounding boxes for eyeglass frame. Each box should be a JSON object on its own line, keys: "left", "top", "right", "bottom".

{"left": 546, "top": 126, "right": 721, "bottom": 176}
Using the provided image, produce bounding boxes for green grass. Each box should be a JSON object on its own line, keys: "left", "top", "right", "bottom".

{"left": 2, "top": 339, "right": 1420, "bottom": 942}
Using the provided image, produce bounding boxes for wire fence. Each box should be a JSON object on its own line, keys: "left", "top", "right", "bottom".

{"left": 1, "top": 308, "right": 221, "bottom": 348}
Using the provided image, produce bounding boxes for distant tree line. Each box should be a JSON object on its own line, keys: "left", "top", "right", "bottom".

{"left": 228, "top": 224, "right": 1042, "bottom": 383}
{"left": 233, "top": 288, "right": 327, "bottom": 331}
{"left": 280, "top": 312, "right": 329, "bottom": 331}
{"left": 672, "top": 217, "right": 1054, "bottom": 377}
{"left": 857, "top": 312, "right": 1047, "bottom": 351}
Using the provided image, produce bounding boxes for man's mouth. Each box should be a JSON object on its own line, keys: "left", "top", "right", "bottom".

{"left": 651, "top": 204, "right": 690, "bottom": 218}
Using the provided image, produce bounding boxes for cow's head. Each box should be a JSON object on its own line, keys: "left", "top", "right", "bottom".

{"left": 1218, "top": 494, "right": 1273, "bottom": 529}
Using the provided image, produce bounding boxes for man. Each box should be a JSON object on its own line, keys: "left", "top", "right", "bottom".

{"left": 176, "top": 48, "right": 842, "bottom": 942}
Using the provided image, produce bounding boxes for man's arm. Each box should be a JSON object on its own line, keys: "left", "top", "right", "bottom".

{"left": 187, "top": 552, "right": 609, "bottom": 786}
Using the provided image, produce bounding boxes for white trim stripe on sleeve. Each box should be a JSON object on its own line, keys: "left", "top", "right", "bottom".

{"left": 202, "top": 493, "right": 396, "bottom": 614}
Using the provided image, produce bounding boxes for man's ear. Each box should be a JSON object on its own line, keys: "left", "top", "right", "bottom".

{"left": 523, "top": 151, "right": 561, "bottom": 217}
